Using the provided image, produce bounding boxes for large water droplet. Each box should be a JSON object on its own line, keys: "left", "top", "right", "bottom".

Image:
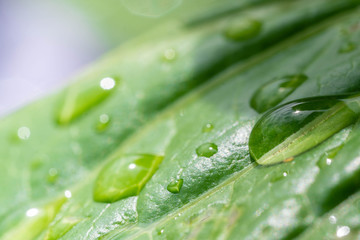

{"left": 167, "top": 179, "right": 183, "bottom": 194}
{"left": 93, "top": 154, "right": 164, "bottom": 203}
{"left": 196, "top": 143, "right": 218, "bottom": 158}
{"left": 250, "top": 74, "right": 308, "bottom": 113}
{"left": 56, "top": 76, "right": 120, "bottom": 125}
{"left": 336, "top": 226, "right": 350, "bottom": 238}
{"left": 224, "top": 18, "right": 262, "bottom": 41}
{"left": 96, "top": 114, "right": 111, "bottom": 132}
{"left": 249, "top": 94, "right": 360, "bottom": 165}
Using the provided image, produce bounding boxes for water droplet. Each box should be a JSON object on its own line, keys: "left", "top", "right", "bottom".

{"left": 158, "top": 229, "right": 165, "bottom": 235}
{"left": 329, "top": 215, "right": 337, "bottom": 224}
{"left": 96, "top": 114, "right": 111, "bottom": 132}
{"left": 167, "top": 179, "right": 183, "bottom": 194}
{"left": 196, "top": 143, "right": 218, "bottom": 158}
{"left": 224, "top": 18, "right": 262, "bottom": 41}
{"left": 56, "top": 76, "right": 120, "bottom": 125}
{"left": 93, "top": 154, "right": 164, "bottom": 203}
{"left": 250, "top": 74, "right": 308, "bottom": 113}
{"left": 47, "top": 168, "right": 59, "bottom": 184}
{"left": 337, "top": 226, "right": 350, "bottom": 238}
{"left": 317, "top": 145, "right": 343, "bottom": 169}
{"left": 162, "top": 48, "right": 177, "bottom": 62}
{"left": 202, "top": 123, "right": 214, "bottom": 133}
{"left": 249, "top": 94, "right": 360, "bottom": 165}
{"left": 270, "top": 171, "right": 289, "bottom": 183}
{"left": 338, "top": 42, "right": 356, "bottom": 53}
{"left": 17, "top": 126, "right": 31, "bottom": 140}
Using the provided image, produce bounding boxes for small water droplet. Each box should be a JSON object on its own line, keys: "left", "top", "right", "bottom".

{"left": 17, "top": 126, "right": 31, "bottom": 140}
{"left": 224, "top": 18, "right": 262, "bottom": 41}
{"left": 162, "top": 48, "right": 177, "bottom": 62}
{"left": 93, "top": 154, "right": 164, "bottom": 203}
{"left": 338, "top": 42, "right": 356, "bottom": 53}
{"left": 270, "top": 171, "right": 289, "bottom": 183}
{"left": 167, "top": 179, "right": 183, "bottom": 194}
{"left": 96, "top": 114, "right": 111, "bottom": 132}
{"left": 336, "top": 226, "right": 350, "bottom": 238}
{"left": 196, "top": 143, "right": 218, "bottom": 158}
{"left": 329, "top": 215, "right": 337, "bottom": 224}
{"left": 250, "top": 74, "right": 308, "bottom": 113}
{"left": 202, "top": 123, "right": 214, "bottom": 133}
{"left": 158, "top": 229, "right": 165, "bottom": 235}
{"left": 317, "top": 145, "right": 343, "bottom": 169}
{"left": 249, "top": 94, "right": 360, "bottom": 165}
{"left": 26, "top": 208, "right": 39, "bottom": 217}
{"left": 47, "top": 168, "right": 59, "bottom": 184}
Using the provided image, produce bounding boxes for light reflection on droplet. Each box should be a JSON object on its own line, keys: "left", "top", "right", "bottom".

{"left": 26, "top": 208, "right": 39, "bottom": 217}
{"left": 100, "top": 77, "right": 116, "bottom": 90}
{"left": 336, "top": 226, "right": 350, "bottom": 238}
{"left": 128, "top": 163, "right": 136, "bottom": 169}
{"left": 283, "top": 172, "right": 288, "bottom": 177}
{"left": 64, "top": 190, "right": 72, "bottom": 198}
{"left": 326, "top": 158, "right": 332, "bottom": 165}
{"left": 17, "top": 126, "right": 31, "bottom": 140}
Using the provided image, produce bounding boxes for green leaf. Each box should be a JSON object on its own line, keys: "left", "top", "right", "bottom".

{"left": 1, "top": 0, "right": 360, "bottom": 239}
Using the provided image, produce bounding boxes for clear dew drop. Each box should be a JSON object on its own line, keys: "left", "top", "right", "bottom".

{"left": 96, "top": 114, "right": 111, "bottom": 132}
{"left": 336, "top": 226, "right": 350, "bottom": 238}
{"left": 250, "top": 74, "right": 308, "bottom": 113}
{"left": 56, "top": 76, "right": 120, "bottom": 125}
{"left": 162, "top": 48, "right": 177, "bottom": 62}
{"left": 249, "top": 94, "right": 360, "bottom": 165}
{"left": 224, "top": 18, "right": 262, "bottom": 41}
{"left": 167, "top": 179, "right": 183, "bottom": 194}
{"left": 17, "top": 126, "right": 31, "bottom": 140}
{"left": 202, "top": 123, "right": 214, "bottom": 133}
{"left": 196, "top": 142, "right": 218, "bottom": 158}
{"left": 93, "top": 154, "right": 164, "bottom": 203}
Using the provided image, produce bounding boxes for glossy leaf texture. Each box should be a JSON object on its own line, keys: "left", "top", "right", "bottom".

{"left": 1, "top": 0, "right": 360, "bottom": 239}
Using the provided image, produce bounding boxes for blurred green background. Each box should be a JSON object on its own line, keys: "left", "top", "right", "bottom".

{"left": 0, "top": 0, "right": 251, "bottom": 116}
